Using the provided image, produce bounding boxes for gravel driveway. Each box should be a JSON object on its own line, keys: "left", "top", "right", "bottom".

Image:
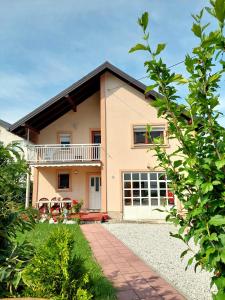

{"left": 103, "top": 223, "right": 213, "bottom": 300}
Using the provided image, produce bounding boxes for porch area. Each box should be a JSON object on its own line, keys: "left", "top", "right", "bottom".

{"left": 32, "top": 164, "right": 105, "bottom": 217}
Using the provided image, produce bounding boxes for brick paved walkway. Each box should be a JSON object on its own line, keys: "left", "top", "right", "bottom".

{"left": 81, "top": 224, "right": 186, "bottom": 300}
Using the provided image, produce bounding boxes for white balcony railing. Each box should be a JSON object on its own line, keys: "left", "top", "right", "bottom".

{"left": 27, "top": 144, "right": 101, "bottom": 164}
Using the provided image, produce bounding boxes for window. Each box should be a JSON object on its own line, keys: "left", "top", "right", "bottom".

{"left": 58, "top": 173, "right": 70, "bottom": 189}
{"left": 123, "top": 172, "right": 174, "bottom": 207}
{"left": 59, "top": 133, "right": 71, "bottom": 145}
{"left": 91, "top": 131, "right": 101, "bottom": 144}
{"left": 133, "top": 126, "right": 165, "bottom": 145}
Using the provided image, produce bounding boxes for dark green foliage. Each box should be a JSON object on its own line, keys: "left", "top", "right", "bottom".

{"left": 0, "top": 143, "right": 28, "bottom": 203}
{"left": 0, "top": 144, "right": 35, "bottom": 296}
{"left": 130, "top": 0, "right": 225, "bottom": 298}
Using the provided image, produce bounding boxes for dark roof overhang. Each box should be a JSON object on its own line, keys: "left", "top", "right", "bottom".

{"left": 9, "top": 61, "right": 159, "bottom": 138}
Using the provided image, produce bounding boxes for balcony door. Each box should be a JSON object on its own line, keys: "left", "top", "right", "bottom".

{"left": 91, "top": 131, "right": 101, "bottom": 144}
{"left": 89, "top": 175, "right": 101, "bottom": 210}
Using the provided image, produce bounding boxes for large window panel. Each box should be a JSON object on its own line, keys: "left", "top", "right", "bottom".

{"left": 123, "top": 172, "right": 174, "bottom": 207}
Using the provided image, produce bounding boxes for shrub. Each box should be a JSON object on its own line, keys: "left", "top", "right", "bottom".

{"left": 22, "top": 226, "right": 93, "bottom": 300}
{"left": 0, "top": 144, "right": 35, "bottom": 296}
{"left": 72, "top": 200, "right": 83, "bottom": 213}
{"left": 130, "top": 0, "right": 225, "bottom": 298}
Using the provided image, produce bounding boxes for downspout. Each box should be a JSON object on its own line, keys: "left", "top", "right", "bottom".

{"left": 105, "top": 81, "right": 108, "bottom": 213}
{"left": 25, "top": 127, "right": 30, "bottom": 209}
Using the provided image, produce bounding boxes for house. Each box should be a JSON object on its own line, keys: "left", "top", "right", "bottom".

{"left": 0, "top": 119, "right": 26, "bottom": 148}
{"left": 10, "top": 62, "right": 181, "bottom": 220}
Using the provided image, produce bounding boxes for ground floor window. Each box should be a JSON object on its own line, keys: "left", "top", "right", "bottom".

{"left": 58, "top": 172, "right": 70, "bottom": 189}
{"left": 123, "top": 172, "right": 174, "bottom": 207}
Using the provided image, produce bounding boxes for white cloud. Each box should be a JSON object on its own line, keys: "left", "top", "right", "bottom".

{"left": 0, "top": 0, "right": 224, "bottom": 124}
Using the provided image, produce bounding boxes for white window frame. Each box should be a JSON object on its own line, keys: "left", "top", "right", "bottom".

{"left": 133, "top": 125, "right": 166, "bottom": 146}
{"left": 59, "top": 133, "right": 71, "bottom": 145}
{"left": 123, "top": 172, "right": 174, "bottom": 208}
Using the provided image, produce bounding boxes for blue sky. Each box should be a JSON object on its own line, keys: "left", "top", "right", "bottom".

{"left": 0, "top": 0, "right": 224, "bottom": 125}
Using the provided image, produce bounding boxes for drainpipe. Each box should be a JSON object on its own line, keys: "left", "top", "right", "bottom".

{"left": 25, "top": 127, "right": 30, "bottom": 209}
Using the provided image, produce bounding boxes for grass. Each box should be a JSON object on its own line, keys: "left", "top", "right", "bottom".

{"left": 17, "top": 223, "right": 116, "bottom": 300}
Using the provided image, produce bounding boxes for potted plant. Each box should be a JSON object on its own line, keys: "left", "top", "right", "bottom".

{"left": 71, "top": 199, "right": 83, "bottom": 214}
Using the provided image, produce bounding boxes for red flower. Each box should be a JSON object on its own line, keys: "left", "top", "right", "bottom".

{"left": 72, "top": 199, "right": 78, "bottom": 205}
{"left": 167, "top": 191, "right": 175, "bottom": 205}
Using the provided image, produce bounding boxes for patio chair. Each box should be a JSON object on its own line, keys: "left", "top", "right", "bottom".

{"left": 51, "top": 197, "right": 57, "bottom": 202}
{"left": 62, "top": 197, "right": 71, "bottom": 202}
{"left": 37, "top": 198, "right": 49, "bottom": 208}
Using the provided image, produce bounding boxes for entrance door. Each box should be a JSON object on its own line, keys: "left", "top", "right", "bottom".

{"left": 89, "top": 175, "right": 101, "bottom": 210}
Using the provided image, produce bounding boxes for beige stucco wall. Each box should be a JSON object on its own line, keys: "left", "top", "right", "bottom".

{"left": 0, "top": 125, "right": 28, "bottom": 160}
{"left": 0, "top": 125, "right": 23, "bottom": 145}
{"left": 104, "top": 73, "right": 179, "bottom": 214}
{"left": 38, "top": 92, "right": 100, "bottom": 144}
{"left": 32, "top": 72, "right": 180, "bottom": 217}
{"left": 35, "top": 166, "right": 101, "bottom": 207}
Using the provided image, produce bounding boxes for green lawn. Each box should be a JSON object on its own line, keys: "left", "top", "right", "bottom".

{"left": 18, "top": 223, "right": 116, "bottom": 300}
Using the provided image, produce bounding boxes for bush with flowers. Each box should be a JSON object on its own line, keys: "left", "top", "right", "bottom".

{"left": 71, "top": 199, "right": 83, "bottom": 214}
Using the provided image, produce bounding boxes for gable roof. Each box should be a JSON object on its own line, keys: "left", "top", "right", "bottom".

{"left": 10, "top": 61, "right": 159, "bottom": 138}
{"left": 0, "top": 119, "right": 11, "bottom": 130}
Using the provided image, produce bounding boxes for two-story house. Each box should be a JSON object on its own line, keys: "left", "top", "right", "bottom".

{"left": 10, "top": 62, "right": 180, "bottom": 220}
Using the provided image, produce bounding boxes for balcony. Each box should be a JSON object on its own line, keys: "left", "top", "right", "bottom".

{"left": 27, "top": 144, "right": 101, "bottom": 165}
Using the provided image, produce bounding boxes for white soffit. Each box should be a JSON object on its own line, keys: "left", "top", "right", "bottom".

{"left": 31, "top": 163, "right": 101, "bottom": 168}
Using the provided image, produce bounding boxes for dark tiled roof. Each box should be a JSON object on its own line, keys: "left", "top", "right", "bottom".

{"left": 0, "top": 119, "right": 11, "bottom": 130}
{"left": 10, "top": 61, "right": 159, "bottom": 137}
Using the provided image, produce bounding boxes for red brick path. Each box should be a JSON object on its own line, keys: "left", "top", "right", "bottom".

{"left": 81, "top": 224, "right": 186, "bottom": 300}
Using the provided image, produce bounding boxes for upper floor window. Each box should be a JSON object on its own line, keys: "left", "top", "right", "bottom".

{"left": 59, "top": 133, "right": 71, "bottom": 145}
{"left": 133, "top": 125, "right": 165, "bottom": 145}
{"left": 91, "top": 130, "right": 101, "bottom": 144}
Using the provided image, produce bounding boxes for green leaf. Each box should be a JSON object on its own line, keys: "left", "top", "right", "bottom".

{"left": 201, "top": 182, "right": 213, "bottom": 194}
{"left": 145, "top": 84, "right": 158, "bottom": 93}
{"left": 220, "top": 249, "right": 225, "bottom": 263}
{"left": 154, "top": 43, "right": 166, "bottom": 55}
{"left": 129, "top": 43, "right": 149, "bottom": 53}
{"left": 173, "top": 160, "right": 183, "bottom": 168}
{"left": 173, "top": 74, "right": 188, "bottom": 84}
{"left": 208, "top": 73, "right": 221, "bottom": 84}
{"left": 153, "top": 208, "right": 166, "bottom": 212}
{"left": 180, "top": 249, "right": 189, "bottom": 259}
{"left": 214, "top": 291, "right": 225, "bottom": 300}
{"left": 205, "top": 6, "right": 216, "bottom": 17}
{"left": 138, "top": 12, "right": 149, "bottom": 31}
{"left": 194, "top": 261, "right": 201, "bottom": 272}
{"left": 209, "top": 233, "right": 219, "bottom": 241}
{"left": 214, "top": 0, "right": 225, "bottom": 23}
{"left": 219, "top": 234, "right": 225, "bottom": 246}
{"left": 192, "top": 23, "right": 202, "bottom": 37}
{"left": 169, "top": 232, "right": 184, "bottom": 241}
{"left": 209, "top": 215, "right": 225, "bottom": 226}
{"left": 212, "top": 180, "right": 221, "bottom": 185}
{"left": 12, "top": 271, "right": 22, "bottom": 289}
{"left": 185, "top": 257, "right": 194, "bottom": 270}
{"left": 215, "top": 159, "right": 225, "bottom": 169}
{"left": 214, "top": 276, "right": 225, "bottom": 289}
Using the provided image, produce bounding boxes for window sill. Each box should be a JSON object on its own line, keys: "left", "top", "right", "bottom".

{"left": 56, "top": 188, "right": 72, "bottom": 192}
{"left": 131, "top": 144, "right": 170, "bottom": 149}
